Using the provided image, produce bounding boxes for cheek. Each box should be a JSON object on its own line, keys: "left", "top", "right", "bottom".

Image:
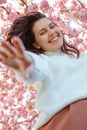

{"left": 41, "top": 35, "right": 48, "bottom": 42}
{"left": 35, "top": 33, "right": 48, "bottom": 48}
{"left": 39, "top": 36, "right": 48, "bottom": 44}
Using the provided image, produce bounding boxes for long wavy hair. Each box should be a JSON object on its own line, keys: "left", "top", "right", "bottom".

{"left": 6, "top": 11, "right": 80, "bottom": 58}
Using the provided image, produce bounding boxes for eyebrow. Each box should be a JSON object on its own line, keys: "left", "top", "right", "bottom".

{"left": 38, "top": 22, "right": 54, "bottom": 34}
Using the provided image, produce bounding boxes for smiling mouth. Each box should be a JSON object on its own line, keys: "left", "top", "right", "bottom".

{"left": 49, "top": 36, "right": 59, "bottom": 43}
{"left": 50, "top": 37, "right": 58, "bottom": 42}
{"left": 49, "top": 33, "right": 60, "bottom": 43}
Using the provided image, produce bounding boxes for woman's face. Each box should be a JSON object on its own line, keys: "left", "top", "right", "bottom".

{"left": 32, "top": 18, "right": 63, "bottom": 52}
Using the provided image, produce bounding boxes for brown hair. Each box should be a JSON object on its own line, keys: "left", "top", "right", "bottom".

{"left": 6, "top": 11, "right": 80, "bottom": 58}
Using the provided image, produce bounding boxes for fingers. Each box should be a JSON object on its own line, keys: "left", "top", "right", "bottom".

{"left": 0, "top": 41, "right": 17, "bottom": 57}
{"left": 0, "top": 36, "right": 28, "bottom": 71}
{"left": 11, "top": 36, "right": 26, "bottom": 56}
{"left": 0, "top": 55, "right": 5, "bottom": 63}
{"left": 0, "top": 54, "right": 9, "bottom": 64}
{"left": 0, "top": 36, "right": 26, "bottom": 59}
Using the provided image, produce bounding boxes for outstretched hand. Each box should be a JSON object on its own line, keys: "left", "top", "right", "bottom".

{"left": 0, "top": 36, "right": 33, "bottom": 73}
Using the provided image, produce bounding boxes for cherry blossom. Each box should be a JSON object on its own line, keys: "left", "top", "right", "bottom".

{"left": 0, "top": 0, "right": 87, "bottom": 129}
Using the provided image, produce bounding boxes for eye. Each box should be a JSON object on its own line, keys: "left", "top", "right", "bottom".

{"left": 50, "top": 23, "right": 56, "bottom": 29}
{"left": 40, "top": 30, "right": 47, "bottom": 35}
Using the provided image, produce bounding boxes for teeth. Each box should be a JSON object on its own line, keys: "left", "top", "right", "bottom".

{"left": 51, "top": 37, "right": 58, "bottom": 42}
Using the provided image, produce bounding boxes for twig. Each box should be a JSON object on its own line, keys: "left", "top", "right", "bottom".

{"left": 7, "top": 113, "right": 39, "bottom": 129}
{"left": 0, "top": 6, "right": 9, "bottom": 14}
{"left": 77, "top": 0, "right": 85, "bottom": 8}
{"left": 21, "top": 0, "right": 28, "bottom": 8}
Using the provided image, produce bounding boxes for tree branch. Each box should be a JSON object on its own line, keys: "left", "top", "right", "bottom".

{"left": 0, "top": 6, "right": 9, "bottom": 14}
{"left": 77, "top": 0, "right": 85, "bottom": 8}
{"left": 21, "top": 0, "right": 28, "bottom": 8}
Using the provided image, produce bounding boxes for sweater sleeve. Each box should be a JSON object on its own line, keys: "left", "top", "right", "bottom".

{"left": 14, "top": 51, "right": 48, "bottom": 86}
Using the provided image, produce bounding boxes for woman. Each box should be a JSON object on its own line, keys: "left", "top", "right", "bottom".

{"left": 0, "top": 11, "right": 87, "bottom": 130}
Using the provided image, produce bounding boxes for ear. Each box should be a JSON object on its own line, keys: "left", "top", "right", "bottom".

{"left": 33, "top": 42, "right": 41, "bottom": 49}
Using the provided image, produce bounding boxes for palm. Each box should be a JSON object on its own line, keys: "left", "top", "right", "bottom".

{"left": 0, "top": 36, "right": 30, "bottom": 71}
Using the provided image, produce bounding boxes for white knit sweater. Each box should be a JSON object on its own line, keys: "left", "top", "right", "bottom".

{"left": 15, "top": 50, "right": 87, "bottom": 130}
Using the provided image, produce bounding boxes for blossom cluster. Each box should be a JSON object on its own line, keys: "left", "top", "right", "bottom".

{"left": 0, "top": 65, "right": 39, "bottom": 130}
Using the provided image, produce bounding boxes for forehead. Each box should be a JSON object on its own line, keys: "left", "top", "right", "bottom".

{"left": 33, "top": 18, "right": 52, "bottom": 33}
